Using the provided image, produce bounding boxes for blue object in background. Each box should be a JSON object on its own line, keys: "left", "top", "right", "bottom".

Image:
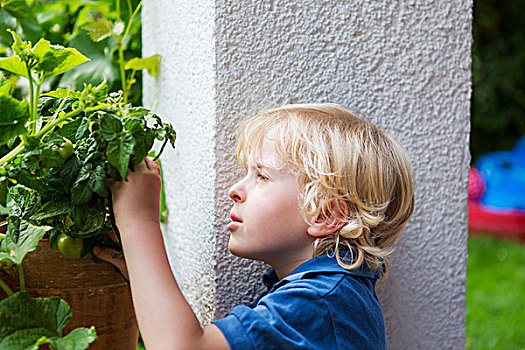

{"left": 476, "top": 136, "right": 525, "bottom": 210}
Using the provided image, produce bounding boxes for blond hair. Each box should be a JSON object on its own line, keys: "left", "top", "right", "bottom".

{"left": 236, "top": 103, "right": 415, "bottom": 279}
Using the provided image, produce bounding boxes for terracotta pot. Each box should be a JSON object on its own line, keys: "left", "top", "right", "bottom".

{"left": 2, "top": 234, "right": 138, "bottom": 349}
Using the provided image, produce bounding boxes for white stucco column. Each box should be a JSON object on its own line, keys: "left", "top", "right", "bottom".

{"left": 143, "top": 1, "right": 472, "bottom": 349}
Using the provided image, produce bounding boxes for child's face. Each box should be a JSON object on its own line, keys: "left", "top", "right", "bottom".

{"left": 227, "top": 129, "right": 314, "bottom": 273}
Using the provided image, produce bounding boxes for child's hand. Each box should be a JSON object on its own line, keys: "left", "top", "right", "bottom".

{"left": 108, "top": 156, "right": 162, "bottom": 229}
{"left": 93, "top": 245, "right": 129, "bottom": 280}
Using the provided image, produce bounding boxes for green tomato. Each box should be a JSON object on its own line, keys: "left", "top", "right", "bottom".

{"left": 57, "top": 233, "right": 84, "bottom": 259}
{"left": 58, "top": 139, "right": 74, "bottom": 160}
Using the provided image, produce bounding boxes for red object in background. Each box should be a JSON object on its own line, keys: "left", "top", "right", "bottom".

{"left": 468, "top": 168, "right": 486, "bottom": 201}
{"left": 468, "top": 201, "right": 525, "bottom": 241}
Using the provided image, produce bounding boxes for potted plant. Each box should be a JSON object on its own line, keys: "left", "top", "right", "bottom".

{"left": 0, "top": 29, "right": 175, "bottom": 349}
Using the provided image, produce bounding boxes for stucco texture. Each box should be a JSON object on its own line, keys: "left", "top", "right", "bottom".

{"left": 144, "top": 1, "right": 472, "bottom": 348}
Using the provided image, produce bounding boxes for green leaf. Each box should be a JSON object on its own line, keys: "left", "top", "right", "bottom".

{"left": 0, "top": 219, "right": 51, "bottom": 265}
{"left": 0, "top": 36, "right": 90, "bottom": 83}
{"left": 52, "top": 327, "right": 97, "bottom": 350}
{"left": 0, "top": 292, "right": 97, "bottom": 350}
{"left": 82, "top": 19, "right": 113, "bottom": 42}
{"left": 5, "top": 185, "right": 34, "bottom": 218}
{"left": 0, "top": 83, "right": 10, "bottom": 96}
{"left": 125, "top": 54, "right": 161, "bottom": 77}
{"left": 100, "top": 114, "right": 122, "bottom": 141}
{"left": 6, "top": 29, "right": 32, "bottom": 60}
{"left": 0, "top": 327, "right": 56, "bottom": 350}
{"left": 6, "top": 168, "right": 49, "bottom": 195}
{"left": 0, "top": 292, "right": 69, "bottom": 337}
{"left": 75, "top": 118, "right": 91, "bottom": 141}
{"left": 133, "top": 129, "right": 155, "bottom": 163}
{"left": 88, "top": 165, "right": 107, "bottom": 197}
{"left": 58, "top": 32, "right": 119, "bottom": 92}
{"left": 70, "top": 167, "right": 92, "bottom": 206}
{"left": 0, "top": 10, "right": 17, "bottom": 46}
{"left": 107, "top": 133, "right": 134, "bottom": 180}
{"left": 30, "top": 199, "right": 71, "bottom": 220}
{"left": 75, "top": 210, "right": 105, "bottom": 237}
{"left": 33, "top": 38, "right": 72, "bottom": 73}
{"left": 59, "top": 157, "right": 80, "bottom": 189}
{"left": 55, "top": 117, "right": 84, "bottom": 144}
{"left": 79, "top": 79, "right": 107, "bottom": 107}
{"left": 0, "top": 94, "right": 29, "bottom": 146}
{"left": 30, "top": 39, "right": 91, "bottom": 83}
{"left": 0, "top": 1, "right": 40, "bottom": 45}
{"left": 42, "top": 89, "right": 81, "bottom": 99}
{"left": 0, "top": 56, "right": 29, "bottom": 79}
{"left": 0, "top": 177, "right": 7, "bottom": 207}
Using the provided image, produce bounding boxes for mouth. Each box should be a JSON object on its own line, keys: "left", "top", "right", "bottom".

{"left": 230, "top": 213, "right": 243, "bottom": 223}
{"left": 228, "top": 213, "right": 243, "bottom": 231}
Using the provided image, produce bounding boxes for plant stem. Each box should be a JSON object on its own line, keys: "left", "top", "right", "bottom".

{"left": 43, "top": 97, "right": 68, "bottom": 131}
{"left": 0, "top": 141, "right": 25, "bottom": 168}
{"left": 0, "top": 278, "right": 13, "bottom": 296}
{"left": 126, "top": 0, "right": 133, "bottom": 19}
{"left": 116, "top": 0, "right": 121, "bottom": 22}
{"left": 26, "top": 63, "right": 35, "bottom": 134}
{"left": 154, "top": 138, "right": 168, "bottom": 161}
{"left": 118, "top": 0, "right": 143, "bottom": 105}
{"left": 118, "top": 43, "right": 127, "bottom": 105}
{"left": 18, "top": 264, "right": 25, "bottom": 291}
{"left": 33, "top": 83, "right": 41, "bottom": 133}
{"left": 35, "top": 107, "right": 83, "bottom": 140}
{"left": 122, "top": 0, "right": 142, "bottom": 45}
{"left": 0, "top": 103, "right": 90, "bottom": 167}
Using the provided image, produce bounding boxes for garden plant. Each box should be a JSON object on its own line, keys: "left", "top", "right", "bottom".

{"left": 0, "top": 27, "right": 175, "bottom": 349}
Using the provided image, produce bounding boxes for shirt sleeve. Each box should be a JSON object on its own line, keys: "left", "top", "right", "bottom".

{"left": 212, "top": 282, "right": 336, "bottom": 350}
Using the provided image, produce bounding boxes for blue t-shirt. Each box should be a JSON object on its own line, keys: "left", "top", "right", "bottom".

{"left": 213, "top": 254, "right": 387, "bottom": 350}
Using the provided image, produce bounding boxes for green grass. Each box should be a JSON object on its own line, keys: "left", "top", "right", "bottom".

{"left": 466, "top": 235, "right": 525, "bottom": 349}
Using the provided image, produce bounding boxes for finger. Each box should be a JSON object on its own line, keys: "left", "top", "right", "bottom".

{"left": 148, "top": 157, "right": 161, "bottom": 175}
{"left": 93, "top": 246, "right": 128, "bottom": 278}
{"left": 142, "top": 156, "right": 152, "bottom": 171}
{"left": 145, "top": 156, "right": 159, "bottom": 171}
{"left": 154, "top": 159, "right": 161, "bottom": 175}
{"left": 109, "top": 230, "right": 120, "bottom": 244}
{"left": 133, "top": 158, "right": 148, "bottom": 172}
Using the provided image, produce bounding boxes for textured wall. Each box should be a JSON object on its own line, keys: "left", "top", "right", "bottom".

{"left": 142, "top": 0, "right": 217, "bottom": 324}
{"left": 144, "top": 1, "right": 472, "bottom": 348}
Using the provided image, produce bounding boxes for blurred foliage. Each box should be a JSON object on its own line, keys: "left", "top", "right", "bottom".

{"left": 0, "top": 0, "right": 143, "bottom": 105}
{"left": 471, "top": 0, "right": 525, "bottom": 161}
{"left": 466, "top": 235, "right": 525, "bottom": 349}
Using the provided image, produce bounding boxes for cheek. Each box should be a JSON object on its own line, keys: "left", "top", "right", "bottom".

{"left": 249, "top": 196, "right": 305, "bottom": 232}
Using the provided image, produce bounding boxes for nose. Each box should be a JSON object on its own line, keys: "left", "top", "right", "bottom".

{"left": 228, "top": 178, "right": 246, "bottom": 203}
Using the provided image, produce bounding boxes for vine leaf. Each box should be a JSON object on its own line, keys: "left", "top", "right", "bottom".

{"left": 0, "top": 56, "right": 28, "bottom": 78}
{"left": 125, "top": 54, "right": 161, "bottom": 77}
{"left": 30, "top": 199, "right": 71, "bottom": 221}
{"left": 0, "top": 218, "right": 51, "bottom": 265}
{"left": 83, "top": 19, "right": 124, "bottom": 43}
{"left": 0, "top": 291, "right": 97, "bottom": 350}
{"left": 32, "top": 39, "right": 91, "bottom": 83}
{"left": 0, "top": 94, "right": 29, "bottom": 146}
{"left": 0, "top": 34, "right": 90, "bottom": 83}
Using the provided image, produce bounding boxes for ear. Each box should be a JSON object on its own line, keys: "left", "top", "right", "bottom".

{"left": 307, "top": 200, "right": 348, "bottom": 238}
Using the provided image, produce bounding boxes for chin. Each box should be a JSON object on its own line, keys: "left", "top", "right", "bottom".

{"left": 228, "top": 241, "right": 254, "bottom": 260}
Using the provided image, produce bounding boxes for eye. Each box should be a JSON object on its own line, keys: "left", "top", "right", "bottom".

{"left": 256, "top": 170, "right": 269, "bottom": 181}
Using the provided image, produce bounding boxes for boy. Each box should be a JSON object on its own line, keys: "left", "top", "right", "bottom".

{"left": 95, "top": 103, "right": 415, "bottom": 349}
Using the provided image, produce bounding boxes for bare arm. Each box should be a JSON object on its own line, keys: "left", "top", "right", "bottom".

{"left": 96, "top": 158, "right": 229, "bottom": 350}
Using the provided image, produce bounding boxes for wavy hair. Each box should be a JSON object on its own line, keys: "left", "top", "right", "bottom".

{"left": 236, "top": 103, "right": 415, "bottom": 279}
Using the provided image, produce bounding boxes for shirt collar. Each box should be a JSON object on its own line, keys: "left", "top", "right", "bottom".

{"left": 263, "top": 254, "right": 381, "bottom": 293}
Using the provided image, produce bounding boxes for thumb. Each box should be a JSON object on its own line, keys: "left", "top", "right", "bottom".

{"left": 93, "top": 246, "right": 128, "bottom": 280}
